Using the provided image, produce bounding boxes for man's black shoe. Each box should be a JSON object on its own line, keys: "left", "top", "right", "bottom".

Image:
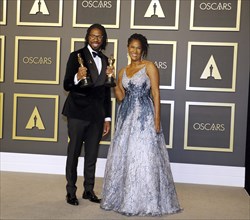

{"left": 82, "top": 191, "right": 101, "bottom": 203}
{"left": 66, "top": 194, "right": 79, "bottom": 206}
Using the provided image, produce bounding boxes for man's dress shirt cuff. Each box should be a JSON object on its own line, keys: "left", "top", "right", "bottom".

{"left": 74, "top": 73, "right": 80, "bottom": 85}
{"left": 105, "top": 117, "right": 111, "bottom": 122}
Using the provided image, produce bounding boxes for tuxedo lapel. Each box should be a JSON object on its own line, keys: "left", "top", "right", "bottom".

{"left": 100, "top": 56, "right": 107, "bottom": 77}
{"left": 83, "top": 48, "right": 99, "bottom": 83}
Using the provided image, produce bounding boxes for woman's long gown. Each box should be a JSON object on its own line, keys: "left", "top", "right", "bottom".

{"left": 100, "top": 66, "right": 182, "bottom": 216}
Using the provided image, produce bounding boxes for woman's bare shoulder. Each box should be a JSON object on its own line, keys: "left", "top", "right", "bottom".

{"left": 118, "top": 67, "right": 126, "bottom": 76}
{"left": 144, "top": 60, "right": 157, "bottom": 70}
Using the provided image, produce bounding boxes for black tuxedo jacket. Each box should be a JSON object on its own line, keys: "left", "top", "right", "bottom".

{"left": 62, "top": 47, "right": 111, "bottom": 122}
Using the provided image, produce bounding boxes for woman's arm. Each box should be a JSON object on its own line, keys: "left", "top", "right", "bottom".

{"left": 114, "top": 68, "right": 126, "bottom": 102}
{"left": 146, "top": 61, "right": 161, "bottom": 133}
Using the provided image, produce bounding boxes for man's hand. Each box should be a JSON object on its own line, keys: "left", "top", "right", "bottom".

{"left": 106, "top": 66, "right": 115, "bottom": 77}
{"left": 102, "top": 121, "right": 111, "bottom": 136}
{"left": 77, "top": 66, "right": 87, "bottom": 81}
{"left": 103, "top": 121, "right": 111, "bottom": 136}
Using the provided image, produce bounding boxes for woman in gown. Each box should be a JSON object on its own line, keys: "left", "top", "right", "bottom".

{"left": 100, "top": 33, "right": 182, "bottom": 216}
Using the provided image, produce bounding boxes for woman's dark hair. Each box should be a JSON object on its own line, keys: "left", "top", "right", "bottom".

{"left": 127, "top": 33, "right": 149, "bottom": 58}
{"left": 85, "top": 23, "right": 108, "bottom": 50}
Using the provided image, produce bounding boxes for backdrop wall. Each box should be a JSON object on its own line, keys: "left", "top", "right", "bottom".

{"left": 0, "top": 0, "right": 249, "bottom": 187}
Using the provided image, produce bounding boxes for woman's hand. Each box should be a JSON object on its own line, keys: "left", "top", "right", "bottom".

{"left": 154, "top": 117, "right": 161, "bottom": 133}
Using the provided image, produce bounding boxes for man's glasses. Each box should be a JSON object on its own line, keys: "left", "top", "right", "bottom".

{"left": 89, "top": 34, "right": 103, "bottom": 40}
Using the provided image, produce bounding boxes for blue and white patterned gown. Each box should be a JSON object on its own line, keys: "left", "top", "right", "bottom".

{"left": 100, "top": 66, "right": 181, "bottom": 216}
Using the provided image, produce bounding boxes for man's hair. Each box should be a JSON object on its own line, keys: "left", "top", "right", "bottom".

{"left": 85, "top": 23, "right": 108, "bottom": 50}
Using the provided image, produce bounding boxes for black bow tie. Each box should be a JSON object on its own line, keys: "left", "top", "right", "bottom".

{"left": 92, "top": 51, "right": 101, "bottom": 58}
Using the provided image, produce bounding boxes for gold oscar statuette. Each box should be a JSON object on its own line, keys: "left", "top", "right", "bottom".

{"left": 104, "top": 55, "right": 116, "bottom": 87}
{"left": 77, "top": 53, "right": 93, "bottom": 88}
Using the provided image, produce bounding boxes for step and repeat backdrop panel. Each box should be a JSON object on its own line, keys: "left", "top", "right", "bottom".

{"left": 0, "top": 0, "right": 249, "bottom": 167}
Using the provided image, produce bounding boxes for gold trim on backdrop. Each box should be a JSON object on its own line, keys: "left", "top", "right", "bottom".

{"left": 70, "top": 38, "right": 85, "bottom": 52}
{"left": 72, "top": 0, "right": 120, "bottom": 28}
{"left": 16, "top": 0, "right": 63, "bottom": 26}
{"left": 0, "top": 93, "right": 3, "bottom": 139}
{"left": 12, "top": 93, "right": 59, "bottom": 142}
{"left": 184, "top": 102, "right": 235, "bottom": 152}
{"left": 130, "top": 0, "right": 180, "bottom": 30}
{"left": 71, "top": 38, "right": 118, "bottom": 77}
{"left": 0, "top": 0, "right": 7, "bottom": 25}
{"left": 160, "top": 100, "right": 175, "bottom": 149}
{"left": 186, "top": 42, "right": 238, "bottom": 92}
{"left": 100, "top": 98, "right": 116, "bottom": 145}
{"left": 190, "top": 0, "right": 241, "bottom": 31}
{"left": 148, "top": 40, "right": 177, "bottom": 90}
{"left": 14, "top": 36, "right": 61, "bottom": 84}
{"left": 0, "top": 35, "right": 5, "bottom": 82}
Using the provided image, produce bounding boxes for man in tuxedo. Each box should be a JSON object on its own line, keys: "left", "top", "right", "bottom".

{"left": 62, "top": 23, "right": 112, "bottom": 206}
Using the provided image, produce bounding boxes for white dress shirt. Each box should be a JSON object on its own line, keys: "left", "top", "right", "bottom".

{"left": 74, "top": 45, "right": 102, "bottom": 85}
{"left": 87, "top": 45, "right": 102, "bottom": 74}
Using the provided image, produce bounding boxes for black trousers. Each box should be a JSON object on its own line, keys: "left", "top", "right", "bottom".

{"left": 66, "top": 117, "right": 104, "bottom": 196}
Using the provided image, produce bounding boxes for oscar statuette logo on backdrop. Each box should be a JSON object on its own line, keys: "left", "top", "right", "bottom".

{"left": 17, "top": 0, "right": 63, "bottom": 26}
{"left": 144, "top": 0, "right": 165, "bottom": 18}
{"left": 29, "top": 0, "right": 50, "bottom": 15}
{"left": 25, "top": 106, "right": 45, "bottom": 130}
{"left": 186, "top": 42, "right": 238, "bottom": 92}
{"left": 12, "top": 94, "right": 59, "bottom": 142}
{"left": 131, "top": 0, "right": 180, "bottom": 30}
{"left": 200, "top": 55, "right": 222, "bottom": 80}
